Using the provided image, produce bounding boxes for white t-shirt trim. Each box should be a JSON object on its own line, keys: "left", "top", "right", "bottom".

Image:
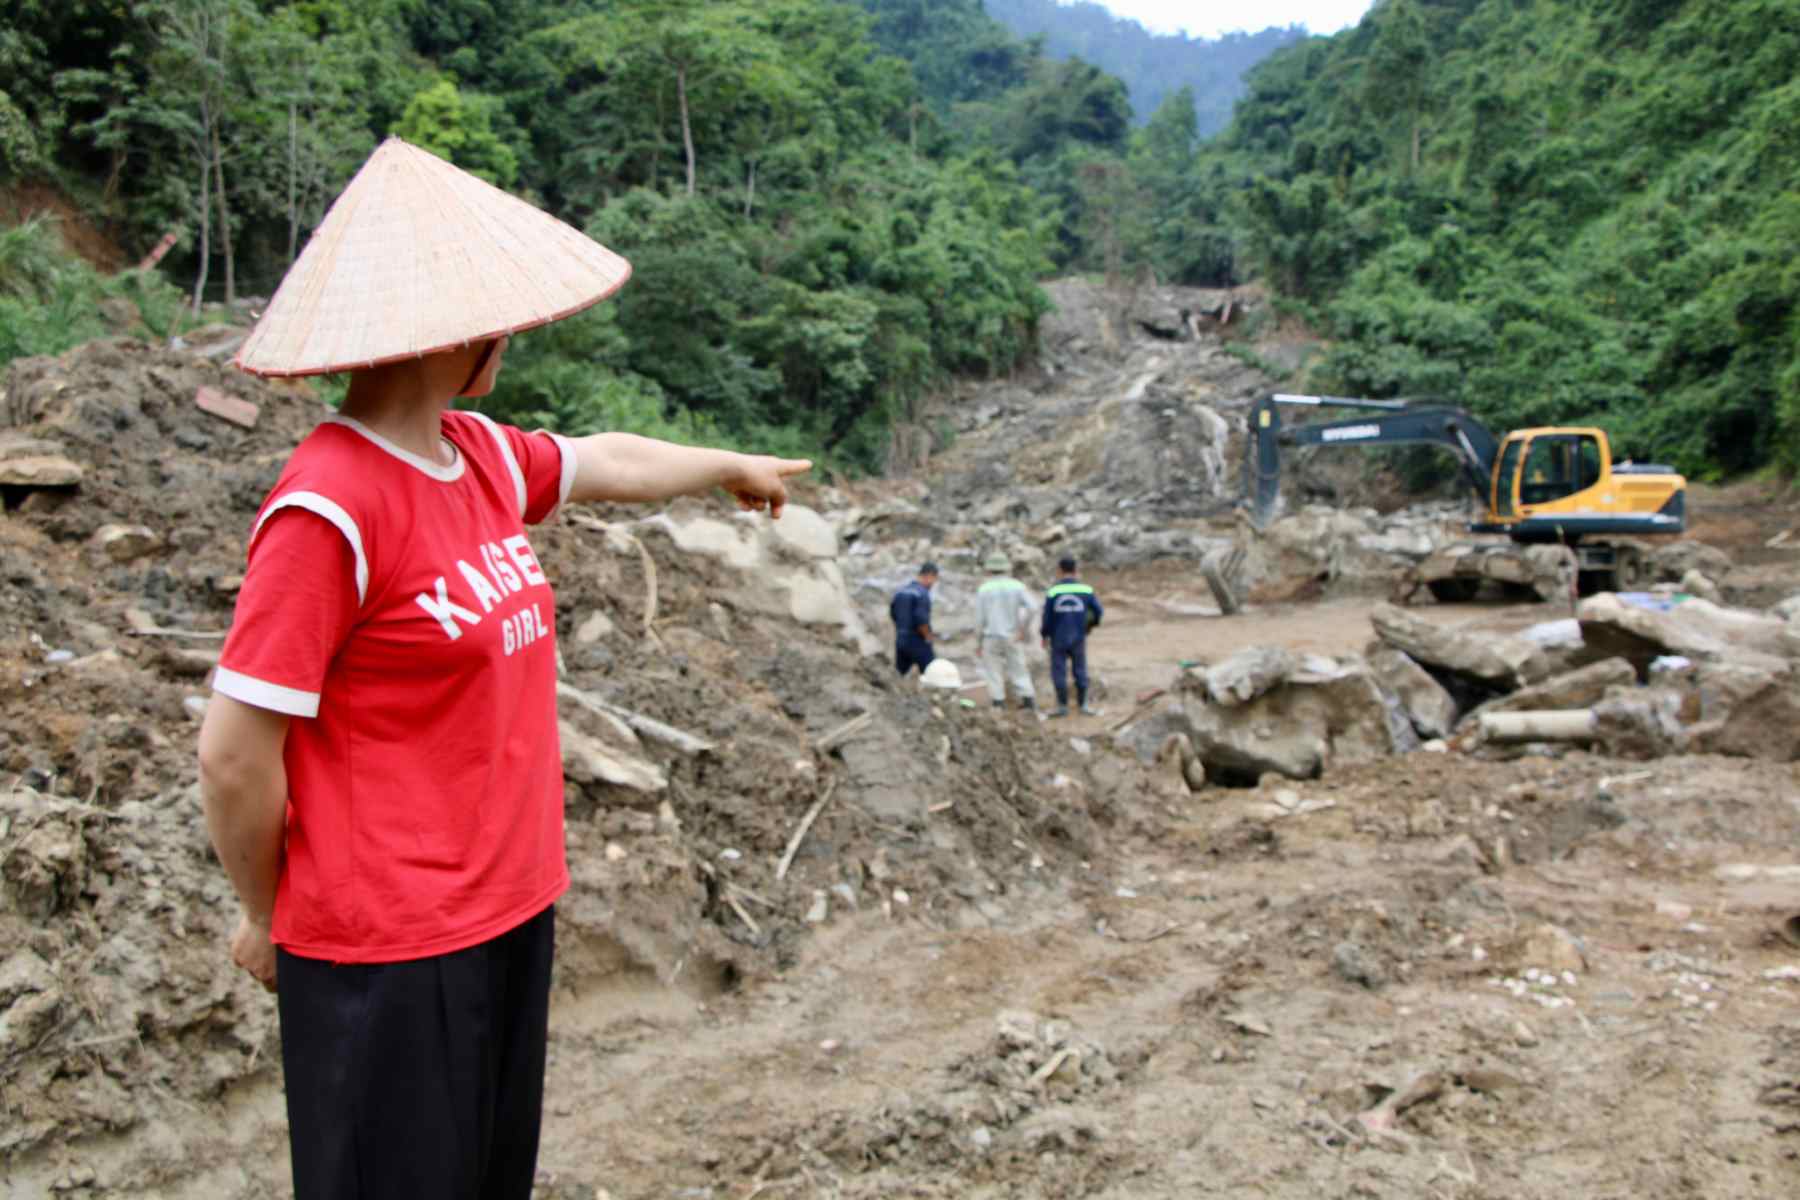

{"left": 213, "top": 665, "right": 321, "bottom": 718}
{"left": 546, "top": 432, "right": 577, "bottom": 520}
{"left": 324, "top": 414, "right": 466, "bottom": 482}
{"left": 465, "top": 411, "right": 527, "bottom": 517}
{"left": 252, "top": 491, "right": 370, "bottom": 604}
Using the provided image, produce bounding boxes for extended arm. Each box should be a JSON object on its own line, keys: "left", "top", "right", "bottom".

{"left": 568, "top": 432, "right": 811, "bottom": 516}
{"left": 198, "top": 695, "right": 291, "bottom": 991}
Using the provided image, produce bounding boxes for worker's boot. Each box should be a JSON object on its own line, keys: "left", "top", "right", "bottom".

{"left": 1050, "top": 698, "right": 1070, "bottom": 718}
{"left": 1019, "top": 697, "right": 1036, "bottom": 712}
{"left": 991, "top": 699, "right": 1004, "bottom": 709}
{"left": 1077, "top": 688, "right": 1097, "bottom": 716}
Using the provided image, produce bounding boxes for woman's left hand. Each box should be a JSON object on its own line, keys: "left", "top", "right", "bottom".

{"left": 726, "top": 455, "right": 813, "bottom": 519}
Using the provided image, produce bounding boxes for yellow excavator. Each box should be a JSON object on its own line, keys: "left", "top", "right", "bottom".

{"left": 1247, "top": 393, "right": 1688, "bottom": 600}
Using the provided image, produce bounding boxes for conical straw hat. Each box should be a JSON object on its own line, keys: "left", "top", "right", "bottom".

{"left": 235, "top": 137, "right": 632, "bottom": 377}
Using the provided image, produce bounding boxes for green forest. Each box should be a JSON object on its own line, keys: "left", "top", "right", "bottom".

{"left": 3, "top": 0, "right": 1798, "bottom": 481}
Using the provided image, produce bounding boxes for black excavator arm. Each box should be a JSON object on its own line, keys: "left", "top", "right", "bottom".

{"left": 1246, "top": 393, "right": 1501, "bottom": 528}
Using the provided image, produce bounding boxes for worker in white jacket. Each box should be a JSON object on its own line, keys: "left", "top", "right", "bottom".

{"left": 975, "top": 551, "right": 1037, "bottom": 711}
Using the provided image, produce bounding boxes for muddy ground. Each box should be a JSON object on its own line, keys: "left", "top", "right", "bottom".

{"left": 3, "top": 324, "right": 1799, "bottom": 1198}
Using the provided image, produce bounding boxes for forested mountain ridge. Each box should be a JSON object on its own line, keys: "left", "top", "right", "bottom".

{"left": 982, "top": 0, "right": 1306, "bottom": 135}
{"left": 1206, "top": 0, "right": 1800, "bottom": 478}
{"left": 4, "top": 0, "right": 1798, "bottom": 484}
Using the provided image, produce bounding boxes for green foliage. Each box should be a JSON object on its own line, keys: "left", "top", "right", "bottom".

{"left": 1217, "top": 0, "right": 1800, "bottom": 480}
{"left": 394, "top": 78, "right": 519, "bottom": 186}
{"left": 0, "top": 217, "right": 186, "bottom": 361}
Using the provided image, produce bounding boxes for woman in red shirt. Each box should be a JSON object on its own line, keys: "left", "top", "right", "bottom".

{"left": 197, "top": 137, "right": 808, "bottom": 1200}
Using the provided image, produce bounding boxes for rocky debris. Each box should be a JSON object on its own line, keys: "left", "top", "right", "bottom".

{"left": 0, "top": 431, "right": 85, "bottom": 496}
{"left": 1577, "top": 592, "right": 1791, "bottom": 675}
{"left": 1365, "top": 646, "right": 1458, "bottom": 739}
{"left": 1204, "top": 645, "right": 1296, "bottom": 707}
{"left": 1371, "top": 602, "right": 1550, "bottom": 690}
{"left": 92, "top": 522, "right": 159, "bottom": 562}
{"left": 1175, "top": 652, "right": 1416, "bottom": 782}
{"left": 1646, "top": 539, "right": 1734, "bottom": 584}
{"left": 1459, "top": 658, "right": 1638, "bottom": 731}
{"left": 0, "top": 335, "right": 1144, "bottom": 1167}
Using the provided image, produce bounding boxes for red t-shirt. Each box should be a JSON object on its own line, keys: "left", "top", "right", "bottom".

{"left": 214, "top": 410, "right": 576, "bottom": 963}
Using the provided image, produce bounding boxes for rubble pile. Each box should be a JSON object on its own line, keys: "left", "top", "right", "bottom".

{"left": 1118, "top": 587, "right": 1800, "bottom": 787}
{"left": 0, "top": 337, "right": 1152, "bottom": 1166}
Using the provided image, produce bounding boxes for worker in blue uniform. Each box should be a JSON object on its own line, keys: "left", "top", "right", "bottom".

{"left": 1040, "top": 555, "right": 1102, "bottom": 717}
{"left": 890, "top": 561, "right": 939, "bottom": 677}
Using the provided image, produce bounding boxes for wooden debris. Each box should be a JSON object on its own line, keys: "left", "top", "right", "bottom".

{"left": 194, "top": 385, "right": 260, "bottom": 429}
{"left": 813, "top": 712, "right": 872, "bottom": 753}
{"left": 123, "top": 608, "right": 227, "bottom": 639}
{"left": 555, "top": 681, "right": 712, "bottom": 754}
{"left": 725, "top": 893, "right": 762, "bottom": 936}
{"left": 775, "top": 778, "right": 837, "bottom": 882}
{"left": 1356, "top": 1071, "right": 1446, "bottom": 1138}
{"left": 137, "top": 230, "right": 179, "bottom": 271}
{"left": 1108, "top": 688, "right": 1168, "bottom": 732}
{"left": 1223, "top": 1011, "right": 1272, "bottom": 1037}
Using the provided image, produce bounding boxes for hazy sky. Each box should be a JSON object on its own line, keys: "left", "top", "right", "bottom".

{"left": 1089, "top": 0, "right": 1376, "bottom": 38}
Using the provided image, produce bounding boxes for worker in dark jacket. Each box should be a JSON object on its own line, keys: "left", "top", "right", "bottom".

{"left": 1040, "top": 555, "right": 1102, "bottom": 717}
{"left": 890, "top": 562, "right": 939, "bottom": 677}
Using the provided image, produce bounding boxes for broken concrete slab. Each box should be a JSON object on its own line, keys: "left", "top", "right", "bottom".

{"left": 1577, "top": 593, "right": 1789, "bottom": 675}
{"left": 1368, "top": 646, "right": 1459, "bottom": 739}
{"left": 1371, "top": 603, "right": 1550, "bottom": 690}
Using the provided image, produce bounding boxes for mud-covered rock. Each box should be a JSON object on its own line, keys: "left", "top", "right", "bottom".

{"left": 1372, "top": 602, "right": 1550, "bottom": 689}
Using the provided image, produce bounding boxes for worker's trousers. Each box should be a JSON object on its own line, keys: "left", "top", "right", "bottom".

{"left": 980, "top": 635, "right": 1035, "bottom": 704}
{"left": 1049, "top": 640, "right": 1089, "bottom": 704}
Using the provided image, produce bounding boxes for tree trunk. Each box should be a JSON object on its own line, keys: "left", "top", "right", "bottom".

{"left": 211, "top": 117, "right": 236, "bottom": 306}
{"left": 287, "top": 99, "right": 299, "bottom": 263}
{"left": 191, "top": 109, "right": 211, "bottom": 317}
{"left": 677, "top": 63, "right": 696, "bottom": 197}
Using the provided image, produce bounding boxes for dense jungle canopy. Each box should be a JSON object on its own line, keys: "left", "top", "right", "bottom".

{"left": 2, "top": 0, "right": 1797, "bottom": 479}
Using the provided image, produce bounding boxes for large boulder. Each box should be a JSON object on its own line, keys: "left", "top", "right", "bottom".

{"left": 1370, "top": 603, "right": 1550, "bottom": 690}
{"left": 1180, "top": 654, "right": 1415, "bottom": 782}
{"left": 1576, "top": 593, "right": 1788, "bottom": 675}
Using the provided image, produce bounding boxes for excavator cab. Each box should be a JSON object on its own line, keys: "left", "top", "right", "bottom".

{"left": 1503, "top": 433, "right": 1604, "bottom": 512}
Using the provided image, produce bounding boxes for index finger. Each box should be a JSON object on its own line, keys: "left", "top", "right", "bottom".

{"left": 776, "top": 458, "right": 813, "bottom": 478}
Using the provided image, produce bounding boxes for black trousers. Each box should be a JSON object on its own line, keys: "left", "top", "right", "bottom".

{"left": 895, "top": 634, "right": 935, "bottom": 676}
{"left": 276, "top": 905, "right": 555, "bottom": 1200}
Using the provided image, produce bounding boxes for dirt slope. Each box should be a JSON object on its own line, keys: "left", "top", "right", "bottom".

{"left": 4, "top": 319, "right": 1799, "bottom": 1199}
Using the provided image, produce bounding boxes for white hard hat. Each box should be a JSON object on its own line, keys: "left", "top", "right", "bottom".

{"left": 920, "top": 658, "right": 963, "bottom": 690}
